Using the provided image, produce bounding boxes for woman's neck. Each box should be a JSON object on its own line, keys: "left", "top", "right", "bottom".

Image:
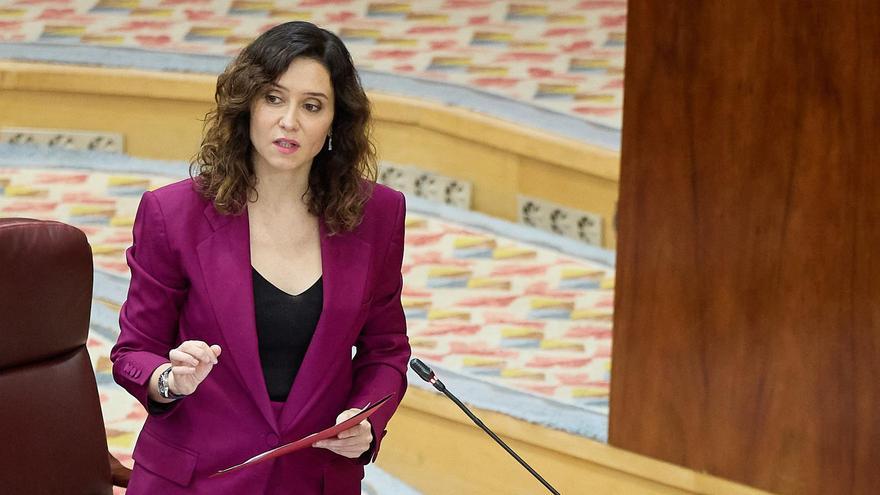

{"left": 250, "top": 165, "right": 313, "bottom": 218}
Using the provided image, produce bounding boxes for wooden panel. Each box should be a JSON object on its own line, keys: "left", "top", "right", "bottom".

{"left": 0, "top": 89, "right": 211, "bottom": 161}
{"left": 378, "top": 388, "right": 773, "bottom": 495}
{"left": 372, "top": 118, "right": 521, "bottom": 221}
{"left": 518, "top": 160, "right": 619, "bottom": 246}
{"left": 609, "top": 1, "right": 880, "bottom": 494}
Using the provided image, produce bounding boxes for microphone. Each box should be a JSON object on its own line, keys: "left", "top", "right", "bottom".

{"left": 409, "top": 358, "right": 561, "bottom": 495}
{"left": 409, "top": 357, "right": 445, "bottom": 390}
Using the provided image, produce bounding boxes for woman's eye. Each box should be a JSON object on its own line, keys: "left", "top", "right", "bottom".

{"left": 265, "top": 94, "right": 282, "bottom": 104}
{"left": 304, "top": 103, "right": 321, "bottom": 113}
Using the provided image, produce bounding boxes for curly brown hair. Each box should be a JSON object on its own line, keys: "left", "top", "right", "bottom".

{"left": 190, "top": 21, "right": 377, "bottom": 234}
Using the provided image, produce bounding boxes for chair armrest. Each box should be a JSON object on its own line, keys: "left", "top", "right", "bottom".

{"left": 108, "top": 452, "right": 131, "bottom": 488}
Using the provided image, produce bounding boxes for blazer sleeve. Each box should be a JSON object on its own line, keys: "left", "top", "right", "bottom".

{"left": 346, "top": 191, "right": 411, "bottom": 463}
{"left": 110, "top": 190, "right": 187, "bottom": 413}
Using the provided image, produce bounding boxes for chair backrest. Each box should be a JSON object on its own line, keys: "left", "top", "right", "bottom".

{"left": 0, "top": 218, "right": 112, "bottom": 494}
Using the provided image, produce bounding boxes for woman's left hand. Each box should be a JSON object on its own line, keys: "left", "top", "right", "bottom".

{"left": 312, "top": 409, "right": 373, "bottom": 458}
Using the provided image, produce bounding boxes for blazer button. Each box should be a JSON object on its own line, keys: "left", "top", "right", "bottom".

{"left": 264, "top": 432, "right": 279, "bottom": 447}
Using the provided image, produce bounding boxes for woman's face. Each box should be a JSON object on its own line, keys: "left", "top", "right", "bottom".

{"left": 249, "top": 57, "right": 335, "bottom": 180}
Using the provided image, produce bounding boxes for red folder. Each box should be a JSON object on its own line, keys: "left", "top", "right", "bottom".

{"left": 211, "top": 393, "right": 393, "bottom": 478}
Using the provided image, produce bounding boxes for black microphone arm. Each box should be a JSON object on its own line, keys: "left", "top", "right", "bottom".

{"left": 409, "top": 358, "right": 561, "bottom": 495}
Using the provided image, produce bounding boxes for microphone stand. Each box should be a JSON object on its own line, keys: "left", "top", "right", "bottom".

{"left": 410, "top": 358, "right": 561, "bottom": 495}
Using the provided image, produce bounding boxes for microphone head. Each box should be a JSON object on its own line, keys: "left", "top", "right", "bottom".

{"left": 409, "top": 358, "right": 435, "bottom": 383}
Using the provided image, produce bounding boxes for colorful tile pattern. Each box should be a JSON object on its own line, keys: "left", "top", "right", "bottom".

{"left": 0, "top": 0, "right": 627, "bottom": 130}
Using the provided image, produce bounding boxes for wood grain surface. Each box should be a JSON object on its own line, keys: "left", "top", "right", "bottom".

{"left": 610, "top": 1, "right": 879, "bottom": 494}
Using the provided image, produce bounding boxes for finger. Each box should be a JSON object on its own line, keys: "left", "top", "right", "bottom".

{"left": 171, "top": 365, "right": 196, "bottom": 375}
{"left": 182, "top": 341, "right": 215, "bottom": 365}
{"left": 337, "top": 422, "right": 370, "bottom": 439}
{"left": 169, "top": 349, "right": 200, "bottom": 367}
{"left": 196, "top": 341, "right": 218, "bottom": 364}
{"left": 337, "top": 427, "right": 359, "bottom": 439}
{"left": 318, "top": 437, "right": 364, "bottom": 449}
{"left": 335, "top": 410, "right": 358, "bottom": 424}
{"left": 178, "top": 341, "right": 206, "bottom": 361}
{"left": 318, "top": 438, "right": 356, "bottom": 449}
{"left": 312, "top": 440, "right": 370, "bottom": 457}
{"left": 316, "top": 436, "right": 369, "bottom": 449}
{"left": 336, "top": 409, "right": 355, "bottom": 424}
{"left": 210, "top": 345, "right": 222, "bottom": 359}
{"left": 194, "top": 341, "right": 217, "bottom": 364}
{"left": 168, "top": 345, "right": 199, "bottom": 365}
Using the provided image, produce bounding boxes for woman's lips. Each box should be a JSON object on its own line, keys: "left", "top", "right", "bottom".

{"left": 273, "top": 141, "right": 300, "bottom": 154}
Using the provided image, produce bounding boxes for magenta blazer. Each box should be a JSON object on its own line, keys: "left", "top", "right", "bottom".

{"left": 110, "top": 179, "right": 410, "bottom": 494}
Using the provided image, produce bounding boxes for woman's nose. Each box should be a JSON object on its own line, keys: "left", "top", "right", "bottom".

{"left": 278, "top": 108, "right": 299, "bottom": 131}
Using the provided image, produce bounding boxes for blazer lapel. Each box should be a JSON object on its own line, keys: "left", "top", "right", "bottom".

{"left": 280, "top": 219, "right": 372, "bottom": 431}
{"left": 196, "top": 203, "right": 276, "bottom": 431}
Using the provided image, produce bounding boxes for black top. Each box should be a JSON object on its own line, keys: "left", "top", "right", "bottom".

{"left": 252, "top": 267, "right": 323, "bottom": 402}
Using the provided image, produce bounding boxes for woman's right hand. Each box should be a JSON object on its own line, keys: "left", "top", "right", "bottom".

{"left": 167, "top": 340, "right": 222, "bottom": 396}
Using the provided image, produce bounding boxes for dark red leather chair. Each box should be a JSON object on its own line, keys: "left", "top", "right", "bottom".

{"left": 0, "top": 218, "right": 131, "bottom": 494}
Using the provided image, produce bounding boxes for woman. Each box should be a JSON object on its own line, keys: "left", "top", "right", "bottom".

{"left": 111, "top": 21, "right": 410, "bottom": 494}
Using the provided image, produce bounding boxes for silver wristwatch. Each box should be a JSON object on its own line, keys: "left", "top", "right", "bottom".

{"left": 158, "top": 366, "right": 186, "bottom": 400}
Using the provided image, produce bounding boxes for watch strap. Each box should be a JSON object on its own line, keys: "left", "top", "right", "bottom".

{"left": 158, "top": 366, "right": 186, "bottom": 400}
